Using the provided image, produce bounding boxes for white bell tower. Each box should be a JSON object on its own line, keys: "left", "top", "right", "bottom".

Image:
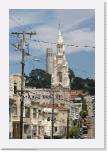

{"left": 51, "top": 25, "right": 70, "bottom": 88}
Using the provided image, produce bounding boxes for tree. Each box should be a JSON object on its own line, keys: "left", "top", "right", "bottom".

{"left": 69, "top": 126, "right": 80, "bottom": 138}
{"left": 71, "top": 77, "right": 85, "bottom": 90}
{"left": 68, "top": 69, "right": 75, "bottom": 88}
{"left": 68, "top": 68, "right": 75, "bottom": 79}
{"left": 71, "top": 76, "right": 95, "bottom": 95}
{"left": 79, "top": 110, "right": 88, "bottom": 119}
{"left": 83, "top": 78, "right": 95, "bottom": 95}
{"left": 25, "top": 68, "right": 95, "bottom": 95}
{"left": 25, "top": 69, "right": 51, "bottom": 88}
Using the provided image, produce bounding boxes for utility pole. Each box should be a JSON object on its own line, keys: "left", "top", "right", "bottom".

{"left": 66, "top": 109, "right": 69, "bottom": 139}
{"left": 51, "top": 89, "right": 54, "bottom": 139}
{"left": 11, "top": 32, "right": 36, "bottom": 139}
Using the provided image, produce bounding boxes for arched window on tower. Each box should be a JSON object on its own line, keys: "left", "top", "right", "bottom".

{"left": 14, "top": 82, "right": 17, "bottom": 94}
{"left": 57, "top": 72, "right": 62, "bottom": 83}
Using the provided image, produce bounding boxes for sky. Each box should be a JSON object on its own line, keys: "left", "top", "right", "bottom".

{"left": 9, "top": 9, "right": 95, "bottom": 79}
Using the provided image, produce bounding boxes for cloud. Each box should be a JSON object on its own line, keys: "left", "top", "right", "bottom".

{"left": 66, "top": 16, "right": 95, "bottom": 32}
{"left": 9, "top": 9, "right": 95, "bottom": 30}
{"left": 64, "top": 29, "right": 95, "bottom": 53}
{"left": 9, "top": 9, "right": 56, "bottom": 30}
{"left": 27, "top": 21, "right": 94, "bottom": 54}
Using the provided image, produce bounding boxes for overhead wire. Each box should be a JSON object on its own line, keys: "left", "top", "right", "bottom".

{"left": 10, "top": 14, "right": 95, "bottom": 77}
{"left": 10, "top": 13, "right": 45, "bottom": 69}
{"left": 31, "top": 39, "right": 95, "bottom": 49}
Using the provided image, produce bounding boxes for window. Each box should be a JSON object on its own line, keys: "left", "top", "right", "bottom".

{"left": 9, "top": 107, "right": 11, "bottom": 121}
{"left": 58, "top": 95, "right": 61, "bottom": 100}
{"left": 61, "top": 103, "right": 64, "bottom": 107}
{"left": 33, "top": 108, "right": 37, "bottom": 119}
{"left": 47, "top": 117, "right": 50, "bottom": 121}
{"left": 32, "top": 125, "right": 37, "bottom": 137}
{"left": 57, "top": 72, "right": 62, "bottom": 82}
{"left": 14, "top": 83, "right": 17, "bottom": 94}
{"left": 38, "top": 109, "right": 41, "bottom": 115}
{"left": 24, "top": 125, "right": 30, "bottom": 134}
{"left": 12, "top": 104, "right": 17, "bottom": 116}
{"left": 13, "top": 122, "right": 20, "bottom": 138}
{"left": 62, "top": 119, "right": 65, "bottom": 123}
{"left": 38, "top": 126, "right": 41, "bottom": 135}
{"left": 55, "top": 127, "right": 57, "bottom": 132}
{"left": 25, "top": 107, "right": 30, "bottom": 118}
{"left": 43, "top": 95, "right": 45, "bottom": 99}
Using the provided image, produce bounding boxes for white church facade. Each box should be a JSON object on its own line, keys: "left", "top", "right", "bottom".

{"left": 46, "top": 26, "right": 70, "bottom": 89}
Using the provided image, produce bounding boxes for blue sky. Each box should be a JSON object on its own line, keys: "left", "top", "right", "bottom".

{"left": 9, "top": 9, "right": 95, "bottom": 79}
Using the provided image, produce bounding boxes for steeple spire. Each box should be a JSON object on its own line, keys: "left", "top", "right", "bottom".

{"left": 57, "top": 24, "right": 65, "bottom": 55}
{"left": 57, "top": 24, "right": 64, "bottom": 47}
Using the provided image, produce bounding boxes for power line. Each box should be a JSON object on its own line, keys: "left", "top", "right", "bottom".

{"left": 10, "top": 15, "right": 95, "bottom": 49}
{"left": 31, "top": 39, "right": 95, "bottom": 49}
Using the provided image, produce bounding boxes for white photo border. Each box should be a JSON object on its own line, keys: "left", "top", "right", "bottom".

{"left": 0, "top": 0, "right": 105, "bottom": 149}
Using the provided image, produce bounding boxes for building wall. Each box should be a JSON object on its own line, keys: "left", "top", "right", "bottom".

{"left": 84, "top": 95, "right": 94, "bottom": 117}
{"left": 56, "top": 109, "right": 67, "bottom": 137}
{"left": 9, "top": 74, "right": 83, "bottom": 139}
{"left": 69, "top": 102, "right": 82, "bottom": 120}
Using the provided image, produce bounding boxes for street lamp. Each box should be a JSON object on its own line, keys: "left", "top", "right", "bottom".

{"left": 33, "top": 58, "right": 40, "bottom": 62}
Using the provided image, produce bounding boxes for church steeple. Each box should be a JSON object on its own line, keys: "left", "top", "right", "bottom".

{"left": 57, "top": 24, "right": 65, "bottom": 54}
{"left": 51, "top": 24, "right": 70, "bottom": 88}
{"left": 57, "top": 24, "right": 64, "bottom": 52}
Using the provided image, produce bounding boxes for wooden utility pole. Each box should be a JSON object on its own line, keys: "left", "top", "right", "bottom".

{"left": 66, "top": 109, "right": 69, "bottom": 139}
{"left": 20, "top": 33, "right": 25, "bottom": 139}
{"left": 11, "top": 32, "right": 36, "bottom": 139}
{"left": 51, "top": 89, "right": 54, "bottom": 139}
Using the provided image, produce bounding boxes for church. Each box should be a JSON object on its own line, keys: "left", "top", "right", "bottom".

{"left": 46, "top": 25, "right": 70, "bottom": 89}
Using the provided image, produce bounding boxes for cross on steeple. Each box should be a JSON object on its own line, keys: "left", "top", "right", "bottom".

{"left": 57, "top": 23, "right": 64, "bottom": 49}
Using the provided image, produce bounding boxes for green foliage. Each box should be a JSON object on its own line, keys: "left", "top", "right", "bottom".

{"left": 71, "top": 77, "right": 85, "bottom": 90}
{"left": 79, "top": 110, "right": 88, "bottom": 119}
{"left": 69, "top": 126, "right": 80, "bottom": 138}
{"left": 25, "top": 69, "right": 51, "bottom": 88}
{"left": 71, "top": 77, "right": 95, "bottom": 95}
{"left": 84, "top": 78, "right": 95, "bottom": 95}
{"left": 25, "top": 68, "right": 95, "bottom": 95}
{"left": 68, "top": 68, "right": 75, "bottom": 79}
